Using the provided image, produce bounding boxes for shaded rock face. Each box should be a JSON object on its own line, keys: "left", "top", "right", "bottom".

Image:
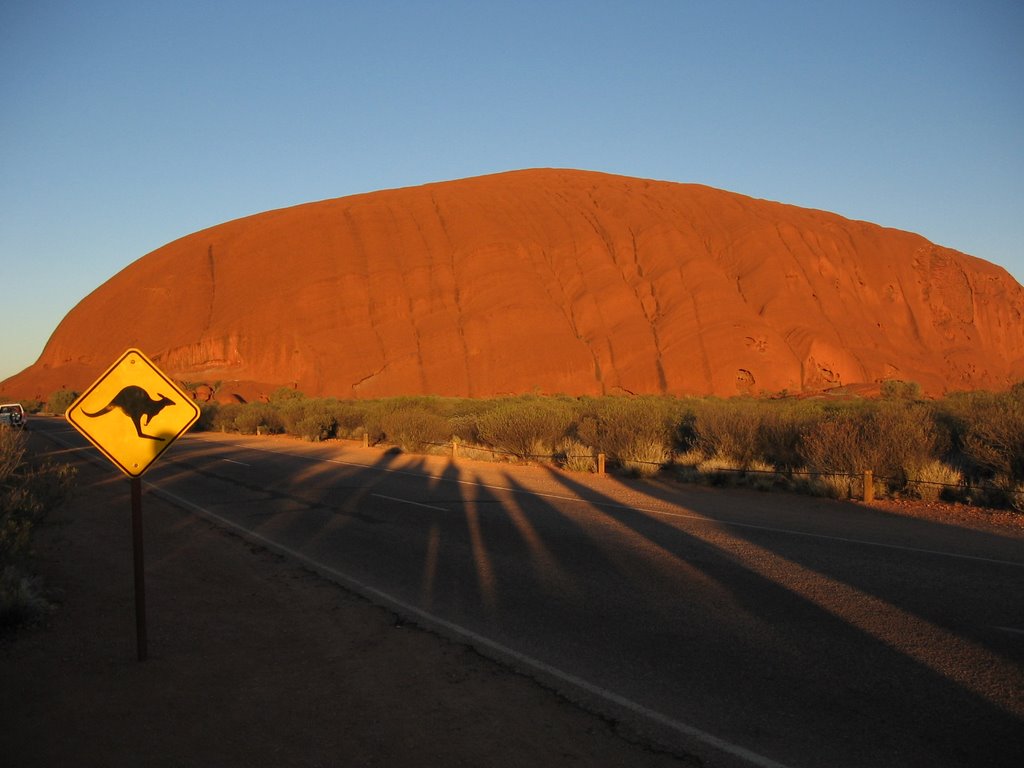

{"left": 6, "top": 169, "right": 1024, "bottom": 401}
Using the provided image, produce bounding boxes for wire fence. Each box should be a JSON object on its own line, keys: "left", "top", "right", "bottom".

{"left": 362, "top": 434, "right": 1022, "bottom": 507}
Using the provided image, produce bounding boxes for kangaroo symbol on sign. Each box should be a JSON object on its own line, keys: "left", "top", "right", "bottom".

{"left": 82, "top": 385, "right": 175, "bottom": 441}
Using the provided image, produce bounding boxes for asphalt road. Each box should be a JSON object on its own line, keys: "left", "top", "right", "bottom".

{"left": 34, "top": 417, "right": 1024, "bottom": 768}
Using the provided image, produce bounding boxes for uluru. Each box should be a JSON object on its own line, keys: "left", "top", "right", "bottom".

{"left": 4, "top": 169, "right": 1024, "bottom": 402}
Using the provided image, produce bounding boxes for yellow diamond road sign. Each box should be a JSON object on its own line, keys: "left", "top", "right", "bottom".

{"left": 66, "top": 348, "right": 200, "bottom": 477}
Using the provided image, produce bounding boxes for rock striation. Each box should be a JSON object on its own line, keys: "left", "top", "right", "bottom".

{"left": 5, "top": 169, "right": 1024, "bottom": 401}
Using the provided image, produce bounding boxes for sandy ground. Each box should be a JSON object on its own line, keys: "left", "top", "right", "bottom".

{"left": 0, "top": 436, "right": 694, "bottom": 768}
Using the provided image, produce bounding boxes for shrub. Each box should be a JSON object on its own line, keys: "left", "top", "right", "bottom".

{"left": 0, "top": 566, "right": 51, "bottom": 625}
{"left": 45, "top": 389, "right": 79, "bottom": 414}
{"left": 619, "top": 437, "right": 669, "bottom": 477}
{"left": 809, "top": 472, "right": 857, "bottom": 499}
{"left": 1, "top": 427, "right": 76, "bottom": 626}
{"left": 799, "top": 408, "right": 867, "bottom": 475}
{"left": 798, "top": 401, "right": 937, "bottom": 494}
{"left": 287, "top": 400, "right": 337, "bottom": 442}
{"left": 365, "top": 399, "right": 445, "bottom": 446}
{"left": 692, "top": 400, "right": 762, "bottom": 466}
{"left": 577, "top": 396, "right": 674, "bottom": 475}
{"left": 193, "top": 402, "right": 220, "bottom": 431}
{"left": 327, "top": 400, "right": 370, "bottom": 439}
{"left": 960, "top": 388, "right": 1024, "bottom": 493}
{"left": 0, "top": 426, "right": 25, "bottom": 482}
{"left": 908, "top": 460, "right": 963, "bottom": 503}
{"left": 268, "top": 386, "right": 305, "bottom": 405}
{"left": 210, "top": 402, "right": 243, "bottom": 432}
{"left": 475, "top": 398, "right": 575, "bottom": 460}
{"left": 449, "top": 414, "right": 480, "bottom": 444}
{"left": 756, "top": 402, "right": 822, "bottom": 470}
{"left": 557, "top": 438, "right": 596, "bottom": 473}
{"left": 697, "top": 454, "right": 743, "bottom": 485}
{"left": 1011, "top": 485, "right": 1024, "bottom": 513}
{"left": 363, "top": 400, "right": 397, "bottom": 444}
{"left": 232, "top": 403, "right": 283, "bottom": 435}
{"left": 880, "top": 380, "right": 922, "bottom": 400}
{"left": 376, "top": 406, "right": 451, "bottom": 452}
{"left": 872, "top": 401, "right": 938, "bottom": 485}
{"left": 744, "top": 459, "right": 782, "bottom": 491}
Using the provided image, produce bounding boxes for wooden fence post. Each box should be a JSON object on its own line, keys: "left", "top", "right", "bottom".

{"left": 597, "top": 453, "right": 606, "bottom": 476}
{"left": 452, "top": 438, "right": 459, "bottom": 459}
{"left": 362, "top": 432, "right": 369, "bottom": 449}
{"left": 863, "top": 470, "right": 874, "bottom": 503}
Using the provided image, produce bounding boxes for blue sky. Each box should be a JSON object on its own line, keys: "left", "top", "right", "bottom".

{"left": 2, "top": 0, "right": 1022, "bottom": 382}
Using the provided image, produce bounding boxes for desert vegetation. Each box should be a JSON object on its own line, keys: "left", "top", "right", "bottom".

{"left": 188, "top": 383, "right": 1024, "bottom": 511}
{"left": 0, "top": 427, "right": 76, "bottom": 627}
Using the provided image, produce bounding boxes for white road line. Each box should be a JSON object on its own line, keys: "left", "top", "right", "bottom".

{"left": 993, "top": 626, "right": 1024, "bottom": 636}
{"left": 222, "top": 458, "right": 250, "bottom": 466}
{"left": 649, "top": 510, "right": 1024, "bottom": 569}
{"left": 371, "top": 493, "right": 448, "bottom": 512}
{"left": 149, "top": 482, "right": 795, "bottom": 768}
{"left": 223, "top": 441, "right": 1024, "bottom": 569}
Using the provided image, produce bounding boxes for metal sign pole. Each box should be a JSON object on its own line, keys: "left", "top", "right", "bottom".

{"left": 131, "top": 477, "right": 148, "bottom": 661}
{"left": 65, "top": 349, "right": 201, "bottom": 662}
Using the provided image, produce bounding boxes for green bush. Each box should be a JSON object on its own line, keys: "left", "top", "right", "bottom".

{"left": 448, "top": 414, "right": 480, "bottom": 444}
{"left": 798, "top": 401, "right": 937, "bottom": 493}
{"left": 280, "top": 399, "right": 337, "bottom": 442}
{"left": 475, "top": 398, "right": 575, "bottom": 460}
{"left": 45, "top": 389, "right": 79, "bottom": 414}
{"left": 268, "top": 386, "right": 306, "bottom": 405}
{"left": 576, "top": 396, "right": 675, "bottom": 476}
{"left": 874, "top": 402, "right": 939, "bottom": 484}
{"left": 880, "top": 380, "right": 922, "bottom": 400}
{"left": 960, "top": 388, "right": 1024, "bottom": 493}
{"left": 327, "top": 400, "right": 371, "bottom": 439}
{"left": 210, "top": 402, "right": 243, "bottom": 432}
{"left": 193, "top": 402, "right": 220, "bottom": 432}
{"left": 151, "top": 385, "right": 1024, "bottom": 509}
{"left": 18, "top": 399, "right": 44, "bottom": 415}
{"left": 691, "top": 399, "right": 762, "bottom": 466}
{"left": 756, "top": 401, "right": 822, "bottom": 471}
{"left": 230, "top": 399, "right": 282, "bottom": 436}
{"left": 376, "top": 406, "right": 451, "bottom": 452}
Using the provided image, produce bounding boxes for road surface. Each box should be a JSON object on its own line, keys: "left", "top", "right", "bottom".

{"left": 34, "top": 417, "right": 1024, "bottom": 767}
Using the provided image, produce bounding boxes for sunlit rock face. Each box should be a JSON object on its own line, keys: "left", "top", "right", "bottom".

{"left": 5, "top": 169, "right": 1024, "bottom": 401}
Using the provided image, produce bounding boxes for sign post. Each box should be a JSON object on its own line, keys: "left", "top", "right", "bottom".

{"left": 131, "top": 477, "right": 146, "bottom": 660}
{"left": 66, "top": 348, "right": 200, "bottom": 660}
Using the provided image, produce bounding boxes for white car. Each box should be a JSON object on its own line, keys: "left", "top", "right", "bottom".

{"left": 0, "top": 403, "right": 26, "bottom": 429}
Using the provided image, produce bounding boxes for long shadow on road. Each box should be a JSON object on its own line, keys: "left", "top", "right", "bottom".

{"left": 146, "top": 434, "right": 1024, "bottom": 768}
{"left": 543, "top": 468, "right": 1024, "bottom": 768}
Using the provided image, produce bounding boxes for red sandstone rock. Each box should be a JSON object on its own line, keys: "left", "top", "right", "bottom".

{"left": 4, "top": 169, "right": 1023, "bottom": 401}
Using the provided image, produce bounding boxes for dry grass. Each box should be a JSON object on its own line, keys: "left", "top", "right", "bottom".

{"left": 1, "top": 427, "right": 76, "bottom": 626}
{"left": 909, "top": 460, "right": 963, "bottom": 503}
